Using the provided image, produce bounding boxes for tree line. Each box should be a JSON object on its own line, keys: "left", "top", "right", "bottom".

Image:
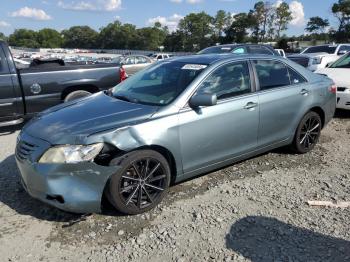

{"left": 1, "top": 0, "right": 350, "bottom": 52}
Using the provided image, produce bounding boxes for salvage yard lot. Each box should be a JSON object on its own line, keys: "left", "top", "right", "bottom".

{"left": 0, "top": 111, "right": 349, "bottom": 262}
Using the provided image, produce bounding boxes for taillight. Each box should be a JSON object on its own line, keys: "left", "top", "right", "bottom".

{"left": 329, "top": 84, "right": 337, "bottom": 94}
{"left": 120, "top": 66, "right": 128, "bottom": 82}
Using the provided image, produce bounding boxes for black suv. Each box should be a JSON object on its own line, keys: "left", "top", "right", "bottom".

{"left": 198, "top": 44, "right": 280, "bottom": 56}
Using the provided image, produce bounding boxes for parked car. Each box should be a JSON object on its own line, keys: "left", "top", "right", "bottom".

{"left": 0, "top": 40, "right": 124, "bottom": 127}
{"left": 16, "top": 53, "right": 336, "bottom": 215}
{"left": 198, "top": 44, "right": 280, "bottom": 56}
{"left": 316, "top": 52, "right": 350, "bottom": 110}
{"left": 288, "top": 44, "right": 350, "bottom": 71}
{"left": 150, "top": 53, "right": 171, "bottom": 61}
{"left": 112, "top": 55, "right": 153, "bottom": 76}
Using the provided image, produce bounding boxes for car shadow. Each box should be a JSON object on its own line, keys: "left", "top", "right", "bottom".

{"left": 334, "top": 109, "right": 350, "bottom": 119}
{"left": 226, "top": 216, "right": 350, "bottom": 262}
{"left": 0, "top": 154, "right": 81, "bottom": 222}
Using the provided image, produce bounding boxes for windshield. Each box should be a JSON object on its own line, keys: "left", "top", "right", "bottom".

{"left": 112, "top": 61, "right": 207, "bottom": 106}
{"left": 198, "top": 46, "right": 234, "bottom": 55}
{"left": 302, "top": 45, "right": 337, "bottom": 54}
{"left": 329, "top": 53, "right": 350, "bottom": 68}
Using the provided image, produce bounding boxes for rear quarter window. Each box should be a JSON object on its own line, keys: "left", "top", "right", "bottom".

{"left": 288, "top": 67, "right": 307, "bottom": 85}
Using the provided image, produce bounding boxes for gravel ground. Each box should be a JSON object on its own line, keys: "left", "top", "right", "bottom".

{"left": 0, "top": 111, "right": 349, "bottom": 262}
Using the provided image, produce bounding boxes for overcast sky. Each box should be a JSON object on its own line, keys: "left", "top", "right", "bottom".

{"left": 0, "top": 0, "right": 339, "bottom": 36}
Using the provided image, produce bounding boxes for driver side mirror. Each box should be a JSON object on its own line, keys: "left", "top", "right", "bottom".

{"left": 189, "top": 93, "right": 217, "bottom": 108}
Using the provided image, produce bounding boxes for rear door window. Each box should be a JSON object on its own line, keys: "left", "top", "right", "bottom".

{"left": 253, "top": 60, "right": 290, "bottom": 90}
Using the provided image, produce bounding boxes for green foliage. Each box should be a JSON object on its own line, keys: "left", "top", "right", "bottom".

{"left": 164, "top": 31, "right": 186, "bottom": 52}
{"left": 62, "top": 26, "right": 98, "bottom": 49}
{"left": 275, "top": 2, "right": 293, "bottom": 39}
{"left": 178, "top": 12, "right": 214, "bottom": 51}
{"left": 98, "top": 21, "right": 139, "bottom": 49}
{"left": 137, "top": 26, "right": 167, "bottom": 50}
{"left": 276, "top": 38, "right": 289, "bottom": 50}
{"left": 37, "top": 28, "right": 63, "bottom": 48}
{"left": 8, "top": 29, "right": 40, "bottom": 48}
{"left": 332, "top": 0, "right": 350, "bottom": 41}
{"left": 0, "top": 32, "right": 6, "bottom": 41}
{"left": 225, "top": 13, "right": 253, "bottom": 43}
{"left": 4, "top": 1, "right": 347, "bottom": 51}
{"left": 306, "top": 17, "right": 330, "bottom": 34}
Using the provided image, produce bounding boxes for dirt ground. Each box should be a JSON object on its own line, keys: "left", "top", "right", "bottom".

{"left": 0, "top": 111, "right": 349, "bottom": 262}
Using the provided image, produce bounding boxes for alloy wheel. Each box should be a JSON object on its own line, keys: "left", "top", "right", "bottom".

{"left": 299, "top": 116, "right": 321, "bottom": 150}
{"left": 118, "top": 158, "right": 167, "bottom": 209}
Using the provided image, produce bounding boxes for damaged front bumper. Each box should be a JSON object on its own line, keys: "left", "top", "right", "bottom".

{"left": 15, "top": 133, "right": 119, "bottom": 214}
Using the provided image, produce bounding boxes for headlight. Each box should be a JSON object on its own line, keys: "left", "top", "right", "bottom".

{"left": 39, "top": 143, "right": 104, "bottom": 164}
{"left": 312, "top": 57, "right": 323, "bottom": 65}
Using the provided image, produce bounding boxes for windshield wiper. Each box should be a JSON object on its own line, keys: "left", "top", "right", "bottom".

{"left": 114, "top": 94, "right": 141, "bottom": 104}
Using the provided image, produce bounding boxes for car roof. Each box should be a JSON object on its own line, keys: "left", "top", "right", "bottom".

{"left": 167, "top": 53, "right": 284, "bottom": 65}
{"left": 203, "top": 43, "right": 274, "bottom": 49}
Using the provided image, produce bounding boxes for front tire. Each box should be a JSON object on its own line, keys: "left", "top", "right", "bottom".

{"left": 108, "top": 150, "right": 171, "bottom": 215}
{"left": 292, "top": 111, "right": 322, "bottom": 154}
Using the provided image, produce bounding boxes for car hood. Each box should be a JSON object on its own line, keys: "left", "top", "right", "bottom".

{"left": 290, "top": 52, "right": 335, "bottom": 58}
{"left": 24, "top": 92, "right": 159, "bottom": 144}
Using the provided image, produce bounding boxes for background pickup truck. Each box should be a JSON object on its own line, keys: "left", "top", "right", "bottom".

{"left": 0, "top": 40, "right": 122, "bottom": 127}
{"left": 288, "top": 44, "right": 350, "bottom": 71}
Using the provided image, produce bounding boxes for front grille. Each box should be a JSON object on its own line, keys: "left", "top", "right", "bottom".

{"left": 337, "top": 87, "right": 347, "bottom": 92}
{"left": 288, "top": 57, "right": 310, "bottom": 68}
{"left": 16, "top": 140, "right": 37, "bottom": 161}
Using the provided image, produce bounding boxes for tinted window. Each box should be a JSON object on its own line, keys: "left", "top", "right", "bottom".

{"left": 198, "top": 46, "right": 234, "bottom": 54}
{"left": 232, "top": 47, "right": 247, "bottom": 54}
{"left": 253, "top": 60, "right": 290, "bottom": 90}
{"left": 303, "top": 45, "right": 337, "bottom": 54}
{"left": 112, "top": 61, "right": 207, "bottom": 106}
{"left": 288, "top": 68, "right": 306, "bottom": 85}
{"left": 197, "top": 61, "right": 251, "bottom": 100}
{"left": 249, "top": 46, "right": 274, "bottom": 55}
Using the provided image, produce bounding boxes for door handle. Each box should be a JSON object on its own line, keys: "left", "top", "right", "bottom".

{"left": 244, "top": 102, "right": 258, "bottom": 110}
{"left": 300, "top": 89, "right": 309, "bottom": 96}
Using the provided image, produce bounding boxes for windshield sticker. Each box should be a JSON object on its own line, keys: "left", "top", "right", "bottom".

{"left": 182, "top": 64, "right": 207, "bottom": 70}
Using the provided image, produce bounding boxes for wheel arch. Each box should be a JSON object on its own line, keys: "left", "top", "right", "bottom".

{"left": 309, "top": 106, "right": 325, "bottom": 128}
{"left": 61, "top": 84, "right": 100, "bottom": 100}
{"left": 138, "top": 145, "right": 178, "bottom": 185}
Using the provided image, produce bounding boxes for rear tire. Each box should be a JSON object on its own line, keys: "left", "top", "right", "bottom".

{"left": 64, "top": 90, "right": 92, "bottom": 102}
{"left": 108, "top": 150, "right": 171, "bottom": 215}
{"left": 291, "top": 111, "right": 322, "bottom": 154}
